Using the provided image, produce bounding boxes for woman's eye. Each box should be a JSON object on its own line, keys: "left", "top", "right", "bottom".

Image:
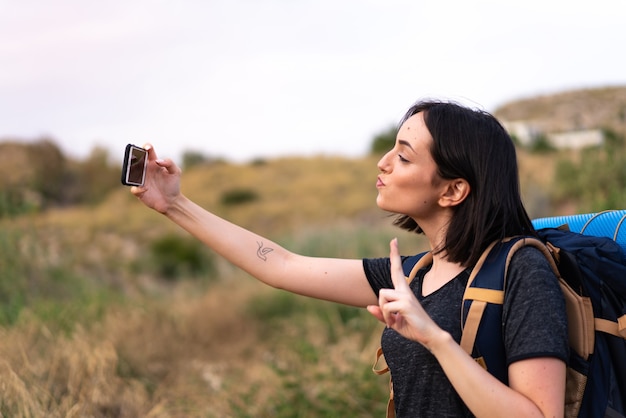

{"left": 398, "top": 154, "right": 410, "bottom": 163}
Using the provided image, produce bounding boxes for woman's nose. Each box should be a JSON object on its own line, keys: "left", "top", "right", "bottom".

{"left": 377, "top": 151, "right": 391, "bottom": 173}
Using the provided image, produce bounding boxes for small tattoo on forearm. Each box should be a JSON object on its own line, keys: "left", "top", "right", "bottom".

{"left": 256, "top": 241, "right": 274, "bottom": 261}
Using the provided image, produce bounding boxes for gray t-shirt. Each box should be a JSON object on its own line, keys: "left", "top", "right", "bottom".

{"left": 363, "top": 246, "right": 568, "bottom": 418}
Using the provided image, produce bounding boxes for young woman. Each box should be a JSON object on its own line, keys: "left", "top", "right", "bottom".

{"left": 131, "top": 100, "right": 568, "bottom": 417}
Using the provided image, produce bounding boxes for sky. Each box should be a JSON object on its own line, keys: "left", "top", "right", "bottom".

{"left": 1, "top": 0, "right": 625, "bottom": 164}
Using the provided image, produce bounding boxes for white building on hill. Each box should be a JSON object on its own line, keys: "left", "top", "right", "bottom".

{"left": 501, "top": 120, "right": 604, "bottom": 149}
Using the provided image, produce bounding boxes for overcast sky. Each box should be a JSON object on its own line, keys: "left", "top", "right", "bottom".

{"left": 1, "top": 0, "right": 625, "bottom": 163}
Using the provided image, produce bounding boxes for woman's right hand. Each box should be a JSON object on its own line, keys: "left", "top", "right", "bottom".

{"left": 368, "top": 238, "right": 446, "bottom": 350}
{"left": 130, "top": 143, "right": 182, "bottom": 215}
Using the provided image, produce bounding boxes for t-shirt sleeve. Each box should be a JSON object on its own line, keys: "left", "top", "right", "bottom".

{"left": 362, "top": 257, "right": 393, "bottom": 297}
{"left": 503, "top": 246, "right": 569, "bottom": 365}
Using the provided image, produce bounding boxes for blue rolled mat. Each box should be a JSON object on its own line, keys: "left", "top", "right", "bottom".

{"left": 532, "top": 210, "right": 626, "bottom": 254}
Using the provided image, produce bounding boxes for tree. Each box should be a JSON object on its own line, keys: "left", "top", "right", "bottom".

{"left": 370, "top": 126, "right": 397, "bottom": 155}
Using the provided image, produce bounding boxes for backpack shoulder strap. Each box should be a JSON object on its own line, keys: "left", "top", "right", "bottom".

{"left": 460, "top": 237, "right": 557, "bottom": 383}
{"left": 402, "top": 251, "right": 432, "bottom": 283}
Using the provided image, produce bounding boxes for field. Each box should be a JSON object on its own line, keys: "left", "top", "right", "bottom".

{"left": 0, "top": 155, "right": 423, "bottom": 417}
{"left": 6, "top": 84, "right": 626, "bottom": 416}
{"left": 0, "top": 152, "right": 566, "bottom": 417}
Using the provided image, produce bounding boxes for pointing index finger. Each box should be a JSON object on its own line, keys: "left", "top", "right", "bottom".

{"left": 389, "top": 238, "right": 410, "bottom": 291}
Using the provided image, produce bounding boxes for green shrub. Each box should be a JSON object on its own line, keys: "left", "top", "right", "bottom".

{"left": 0, "top": 229, "right": 32, "bottom": 325}
{"left": 370, "top": 126, "right": 397, "bottom": 155}
{"left": 0, "top": 190, "right": 40, "bottom": 218}
{"left": 529, "top": 134, "right": 556, "bottom": 154}
{"left": 0, "top": 228, "right": 119, "bottom": 328}
{"left": 554, "top": 131, "right": 626, "bottom": 211}
{"left": 182, "top": 150, "right": 210, "bottom": 170}
{"left": 220, "top": 188, "right": 259, "bottom": 206}
{"left": 149, "top": 234, "right": 216, "bottom": 280}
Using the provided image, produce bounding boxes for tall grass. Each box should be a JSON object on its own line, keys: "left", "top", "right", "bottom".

{"left": 0, "top": 216, "right": 412, "bottom": 417}
{"left": 0, "top": 276, "right": 391, "bottom": 417}
{"left": 0, "top": 226, "right": 119, "bottom": 329}
{"left": 1, "top": 150, "right": 618, "bottom": 417}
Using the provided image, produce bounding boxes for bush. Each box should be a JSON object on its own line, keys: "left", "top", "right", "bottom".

{"left": 554, "top": 130, "right": 626, "bottom": 211}
{"left": 370, "top": 126, "right": 397, "bottom": 155}
{"left": 0, "top": 140, "right": 122, "bottom": 215}
{"left": 0, "top": 228, "right": 118, "bottom": 328}
{"left": 220, "top": 188, "right": 259, "bottom": 206}
{"left": 0, "top": 190, "right": 41, "bottom": 218}
{"left": 182, "top": 150, "right": 210, "bottom": 170}
{"left": 529, "top": 134, "right": 556, "bottom": 154}
{"left": 149, "top": 234, "right": 216, "bottom": 280}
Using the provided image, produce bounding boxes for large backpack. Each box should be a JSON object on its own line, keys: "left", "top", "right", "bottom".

{"left": 373, "top": 210, "right": 626, "bottom": 418}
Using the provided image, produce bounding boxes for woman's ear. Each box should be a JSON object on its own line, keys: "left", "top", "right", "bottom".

{"left": 439, "top": 179, "right": 470, "bottom": 207}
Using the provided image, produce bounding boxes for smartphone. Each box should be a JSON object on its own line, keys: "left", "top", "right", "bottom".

{"left": 121, "top": 144, "right": 148, "bottom": 186}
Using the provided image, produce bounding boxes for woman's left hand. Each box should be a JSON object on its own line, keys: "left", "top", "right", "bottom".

{"left": 367, "top": 239, "right": 442, "bottom": 349}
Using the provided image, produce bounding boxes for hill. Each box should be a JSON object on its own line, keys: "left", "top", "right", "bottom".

{"left": 494, "top": 85, "right": 626, "bottom": 136}
{"left": 1, "top": 85, "right": 625, "bottom": 417}
{"left": 0, "top": 156, "right": 421, "bottom": 417}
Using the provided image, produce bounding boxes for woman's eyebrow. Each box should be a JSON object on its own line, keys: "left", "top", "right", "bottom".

{"left": 398, "top": 139, "right": 415, "bottom": 152}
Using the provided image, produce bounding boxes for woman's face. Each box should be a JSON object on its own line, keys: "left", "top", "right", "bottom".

{"left": 376, "top": 112, "right": 445, "bottom": 220}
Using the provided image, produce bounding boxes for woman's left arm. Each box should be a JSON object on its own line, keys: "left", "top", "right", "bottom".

{"left": 427, "top": 334, "right": 566, "bottom": 417}
{"left": 367, "top": 239, "right": 566, "bottom": 418}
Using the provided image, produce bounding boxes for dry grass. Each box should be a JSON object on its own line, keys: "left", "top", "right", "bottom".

{"left": 0, "top": 317, "right": 149, "bottom": 417}
{"left": 0, "top": 277, "right": 387, "bottom": 417}
{"left": 0, "top": 153, "right": 576, "bottom": 417}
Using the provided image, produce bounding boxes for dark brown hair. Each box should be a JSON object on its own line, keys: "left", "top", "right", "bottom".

{"left": 393, "top": 100, "right": 536, "bottom": 267}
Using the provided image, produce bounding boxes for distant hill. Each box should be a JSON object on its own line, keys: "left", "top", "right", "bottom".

{"left": 493, "top": 85, "right": 626, "bottom": 137}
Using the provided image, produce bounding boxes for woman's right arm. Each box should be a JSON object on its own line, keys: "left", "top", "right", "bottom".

{"left": 131, "top": 145, "right": 377, "bottom": 308}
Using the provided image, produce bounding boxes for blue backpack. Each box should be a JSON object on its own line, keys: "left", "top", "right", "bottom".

{"left": 376, "top": 210, "right": 626, "bottom": 418}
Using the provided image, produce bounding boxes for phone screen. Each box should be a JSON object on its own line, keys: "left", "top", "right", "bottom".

{"left": 121, "top": 144, "right": 148, "bottom": 186}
